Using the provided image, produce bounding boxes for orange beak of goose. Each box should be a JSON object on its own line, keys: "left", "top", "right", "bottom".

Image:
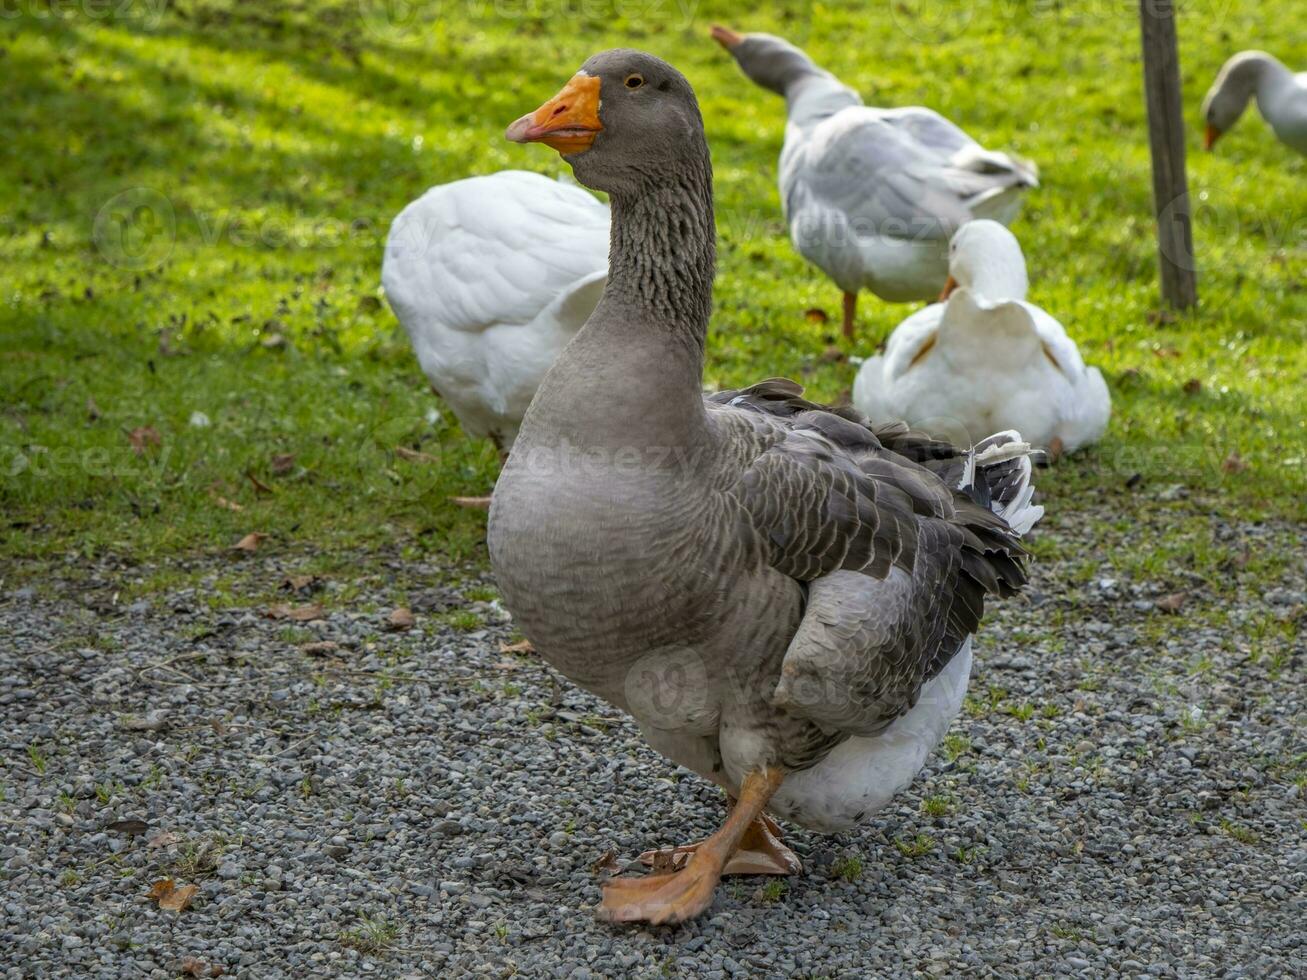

{"left": 710, "top": 24, "right": 743, "bottom": 50}
{"left": 1203, "top": 123, "right": 1221, "bottom": 151}
{"left": 938, "top": 274, "right": 959, "bottom": 301}
{"left": 506, "top": 74, "right": 603, "bottom": 156}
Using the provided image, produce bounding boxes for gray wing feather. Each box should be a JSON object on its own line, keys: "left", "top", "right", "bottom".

{"left": 708, "top": 380, "right": 1031, "bottom": 743}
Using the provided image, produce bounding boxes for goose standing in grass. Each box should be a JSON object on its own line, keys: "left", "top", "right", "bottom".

{"left": 1202, "top": 51, "right": 1307, "bottom": 155}
{"left": 492, "top": 50, "right": 1044, "bottom": 925}
{"left": 381, "top": 171, "right": 609, "bottom": 506}
{"left": 854, "top": 221, "right": 1110, "bottom": 456}
{"left": 710, "top": 26, "right": 1038, "bottom": 340}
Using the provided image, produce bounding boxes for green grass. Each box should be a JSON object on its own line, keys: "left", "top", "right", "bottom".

{"left": 1, "top": 0, "right": 1303, "bottom": 574}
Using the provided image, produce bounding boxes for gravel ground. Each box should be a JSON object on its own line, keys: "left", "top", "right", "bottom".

{"left": 1, "top": 506, "right": 1304, "bottom": 978}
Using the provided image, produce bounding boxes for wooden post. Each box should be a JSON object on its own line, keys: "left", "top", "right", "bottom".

{"left": 1138, "top": 0, "right": 1197, "bottom": 308}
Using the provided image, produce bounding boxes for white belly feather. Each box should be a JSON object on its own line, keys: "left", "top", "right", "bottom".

{"left": 768, "top": 639, "right": 973, "bottom": 833}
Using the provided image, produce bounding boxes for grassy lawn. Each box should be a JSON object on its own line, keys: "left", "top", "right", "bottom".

{"left": 2, "top": 0, "right": 1303, "bottom": 583}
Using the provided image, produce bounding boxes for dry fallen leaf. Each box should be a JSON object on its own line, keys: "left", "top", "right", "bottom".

{"left": 148, "top": 879, "right": 199, "bottom": 912}
{"left": 804, "top": 307, "right": 829, "bottom": 324}
{"left": 592, "top": 849, "right": 621, "bottom": 875}
{"left": 231, "top": 532, "right": 264, "bottom": 552}
{"left": 499, "top": 639, "right": 534, "bottom": 655}
{"left": 127, "top": 426, "right": 162, "bottom": 455}
{"left": 147, "top": 830, "right": 179, "bottom": 849}
{"left": 300, "top": 640, "right": 340, "bottom": 657}
{"left": 107, "top": 818, "right": 149, "bottom": 836}
{"left": 246, "top": 470, "right": 274, "bottom": 495}
{"left": 386, "top": 607, "right": 415, "bottom": 631}
{"left": 265, "top": 603, "right": 326, "bottom": 622}
{"left": 271, "top": 453, "right": 296, "bottom": 476}
{"left": 180, "top": 957, "right": 225, "bottom": 978}
{"left": 160, "top": 883, "right": 199, "bottom": 912}
{"left": 395, "top": 445, "right": 440, "bottom": 464}
{"left": 1155, "top": 592, "right": 1187, "bottom": 614}
{"left": 1221, "top": 452, "right": 1247, "bottom": 474}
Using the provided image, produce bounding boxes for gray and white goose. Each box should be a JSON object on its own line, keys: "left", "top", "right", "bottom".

{"left": 711, "top": 26, "right": 1038, "bottom": 339}
{"left": 491, "top": 50, "right": 1045, "bottom": 926}
{"left": 1202, "top": 50, "right": 1307, "bottom": 155}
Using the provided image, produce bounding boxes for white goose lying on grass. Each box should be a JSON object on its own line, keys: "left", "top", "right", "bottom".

{"left": 1202, "top": 51, "right": 1307, "bottom": 155}
{"left": 853, "top": 221, "right": 1110, "bottom": 456}
{"left": 382, "top": 171, "right": 609, "bottom": 505}
{"left": 711, "top": 25, "right": 1038, "bottom": 339}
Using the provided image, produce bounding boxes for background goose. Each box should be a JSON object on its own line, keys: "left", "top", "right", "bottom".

{"left": 382, "top": 171, "right": 609, "bottom": 504}
{"left": 854, "top": 220, "right": 1110, "bottom": 456}
{"left": 711, "top": 26, "right": 1038, "bottom": 339}
{"left": 492, "top": 50, "right": 1044, "bottom": 925}
{"left": 1202, "top": 50, "right": 1307, "bottom": 155}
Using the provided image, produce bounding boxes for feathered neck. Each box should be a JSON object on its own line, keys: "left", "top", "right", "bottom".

{"left": 603, "top": 155, "right": 716, "bottom": 358}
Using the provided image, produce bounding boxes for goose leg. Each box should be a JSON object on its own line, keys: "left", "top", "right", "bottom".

{"left": 637, "top": 800, "right": 800, "bottom": 876}
{"left": 841, "top": 291, "right": 857, "bottom": 340}
{"left": 600, "top": 768, "right": 788, "bottom": 924}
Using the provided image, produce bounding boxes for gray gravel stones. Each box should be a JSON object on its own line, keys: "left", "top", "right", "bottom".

{"left": 0, "top": 509, "right": 1303, "bottom": 977}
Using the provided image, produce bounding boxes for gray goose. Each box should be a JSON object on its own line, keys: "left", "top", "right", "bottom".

{"left": 710, "top": 26, "right": 1038, "bottom": 339}
{"left": 491, "top": 50, "right": 1044, "bottom": 925}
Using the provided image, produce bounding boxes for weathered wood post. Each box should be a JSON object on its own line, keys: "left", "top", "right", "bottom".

{"left": 1138, "top": 0, "right": 1198, "bottom": 308}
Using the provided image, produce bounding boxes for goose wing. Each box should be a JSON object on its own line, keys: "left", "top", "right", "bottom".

{"left": 708, "top": 381, "right": 1036, "bottom": 737}
{"left": 788, "top": 107, "right": 1037, "bottom": 240}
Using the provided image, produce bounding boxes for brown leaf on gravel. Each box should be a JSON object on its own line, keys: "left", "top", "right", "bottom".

{"left": 499, "top": 639, "right": 534, "bottom": 655}
{"left": 107, "top": 818, "right": 149, "bottom": 836}
{"left": 804, "top": 307, "right": 829, "bottom": 324}
{"left": 148, "top": 878, "right": 199, "bottom": 912}
{"left": 265, "top": 602, "right": 325, "bottom": 622}
{"left": 159, "top": 882, "right": 199, "bottom": 912}
{"left": 386, "top": 607, "right": 415, "bottom": 631}
{"left": 246, "top": 470, "right": 275, "bottom": 494}
{"left": 180, "top": 957, "right": 225, "bottom": 978}
{"left": 127, "top": 426, "right": 161, "bottom": 455}
{"left": 270, "top": 453, "right": 296, "bottom": 476}
{"left": 592, "top": 849, "right": 621, "bottom": 875}
{"left": 231, "top": 532, "right": 264, "bottom": 552}
{"left": 1221, "top": 452, "right": 1247, "bottom": 474}
{"left": 147, "top": 830, "right": 179, "bottom": 849}
{"left": 300, "top": 640, "right": 340, "bottom": 657}
{"left": 395, "top": 445, "right": 440, "bottom": 464}
{"left": 1182, "top": 378, "right": 1202, "bottom": 395}
{"left": 1155, "top": 592, "right": 1187, "bottom": 614}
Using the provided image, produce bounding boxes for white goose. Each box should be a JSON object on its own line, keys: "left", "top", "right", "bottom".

{"left": 1202, "top": 51, "right": 1307, "bottom": 155}
{"left": 382, "top": 170, "right": 609, "bottom": 503}
{"left": 711, "top": 26, "right": 1038, "bottom": 339}
{"left": 853, "top": 221, "right": 1110, "bottom": 455}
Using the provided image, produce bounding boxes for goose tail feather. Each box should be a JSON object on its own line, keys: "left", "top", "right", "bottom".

{"left": 958, "top": 431, "right": 1044, "bottom": 536}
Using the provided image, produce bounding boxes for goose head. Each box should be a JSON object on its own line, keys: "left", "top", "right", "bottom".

{"left": 939, "top": 220, "right": 1029, "bottom": 304}
{"left": 506, "top": 50, "right": 707, "bottom": 196}
{"left": 1201, "top": 51, "right": 1273, "bottom": 150}
{"left": 710, "top": 25, "right": 820, "bottom": 96}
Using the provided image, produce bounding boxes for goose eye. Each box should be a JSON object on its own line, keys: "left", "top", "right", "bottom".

{"left": 624, "top": 73, "right": 645, "bottom": 89}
